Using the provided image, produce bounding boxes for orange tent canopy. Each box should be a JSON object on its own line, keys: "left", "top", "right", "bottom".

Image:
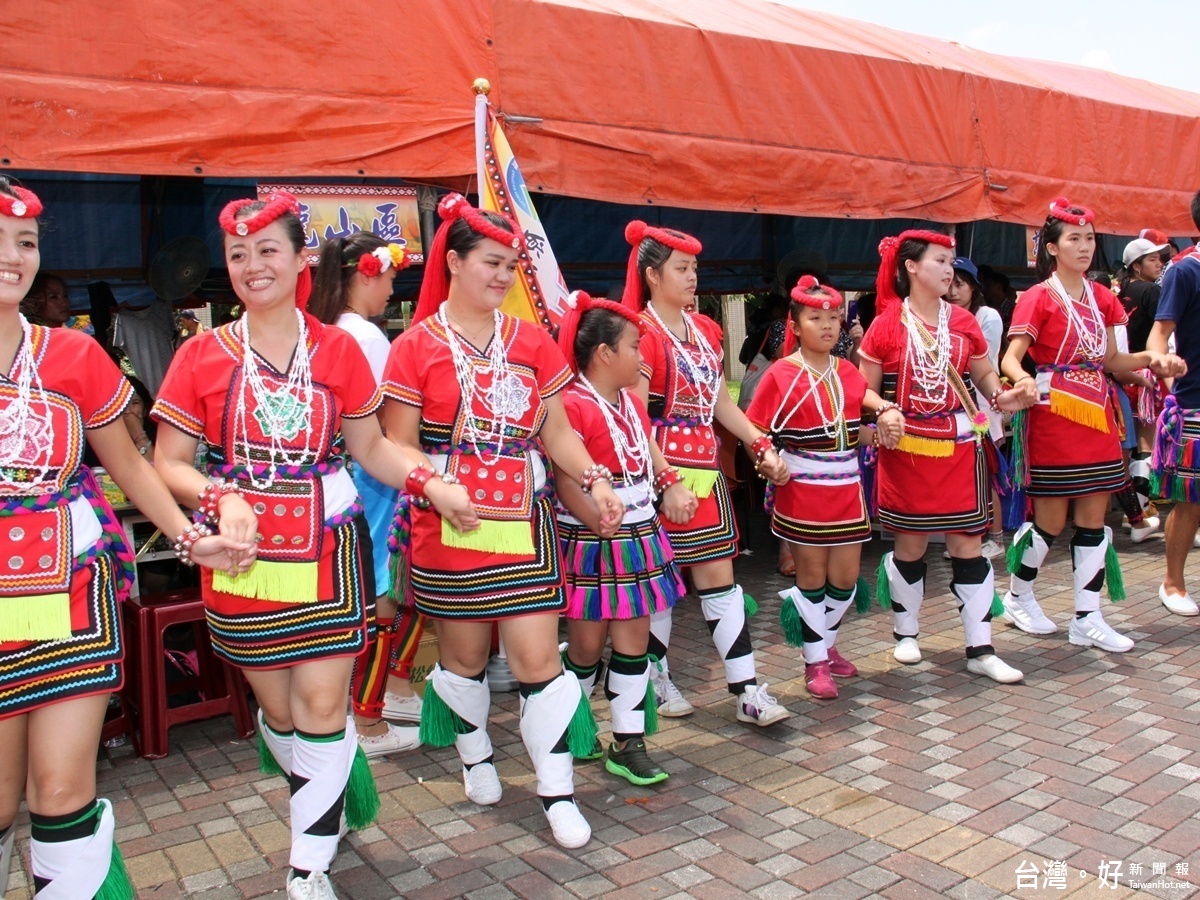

{"left": 3, "top": 0, "right": 1198, "bottom": 233}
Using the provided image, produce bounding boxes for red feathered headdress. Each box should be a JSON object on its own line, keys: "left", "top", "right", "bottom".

{"left": 783, "top": 275, "right": 844, "bottom": 356}
{"left": 411, "top": 193, "right": 523, "bottom": 325}
{"left": 1048, "top": 196, "right": 1094, "bottom": 227}
{"left": 621, "top": 220, "right": 703, "bottom": 314}
{"left": 875, "top": 229, "right": 955, "bottom": 317}
{"left": 0, "top": 186, "right": 43, "bottom": 220}
{"left": 219, "top": 191, "right": 312, "bottom": 308}
{"left": 557, "top": 290, "right": 643, "bottom": 373}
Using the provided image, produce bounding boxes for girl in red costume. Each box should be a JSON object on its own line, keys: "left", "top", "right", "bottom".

{"left": 745, "top": 277, "right": 889, "bottom": 700}
{"left": 155, "top": 192, "right": 431, "bottom": 899}
{"left": 383, "top": 195, "right": 624, "bottom": 849}
{"left": 859, "top": 230, "right": 1035, "bottom": 683}
{"left": 1000, "top": 198, "right": 1183, "bottom": 653}
{"left": 0, "top": 179, "right": 247, "bottom": 899}
{"left": 624, "top": 221, "right": 792, "bottom": 726}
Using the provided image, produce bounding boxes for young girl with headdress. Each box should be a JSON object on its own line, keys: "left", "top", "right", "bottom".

{"left": 1000, "top": 198, "right": 1183, "bottom": 653}
{"left": 555, "top": 291, "right": 692, "bottom": 785}
{"left": 0, "top": 179, "right": 247, "bottom": 899}
{"left": 154, "top": 192, "right": 431, "bottom": 899}
{"left": 382, "top": 195, "right": 624, "bottom": 849}
{"left": 745, "top": 277, "right": 888, "bottom": 699}
{"left": 623, "top": 221, "right": 792, "bottom": 726}
{"left": 859, "top": 230, "right": 1035, "bottom": 683}
{"left": 308, "top": 233, "right": 425, "bottom": 760}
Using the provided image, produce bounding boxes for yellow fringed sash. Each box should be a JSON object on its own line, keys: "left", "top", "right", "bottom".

{"left": 0, "top": 593, "right": 72, "bottom": 641}
{"left": 679, "top": 467, "right": 721, "bottom": 499}
{"left": 442, "top": 518, "right": 535, "bottom": 556}
{"left": 895, "top": 434, "right": 956, "bottom": 458}
{"left": 1049, "top": 388, "right": 1110, "bottom": 432}
{"left": 213, "top": 560, "right": 319, "bottom": 604}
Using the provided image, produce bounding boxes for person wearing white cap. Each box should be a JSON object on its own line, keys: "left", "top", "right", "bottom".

{"left": 1147, "top": 190, "right": 1200, "bottom": 617}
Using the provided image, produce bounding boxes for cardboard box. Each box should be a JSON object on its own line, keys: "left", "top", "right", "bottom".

{"left": 408, "top": 633, "right": 439, "bottom": 697}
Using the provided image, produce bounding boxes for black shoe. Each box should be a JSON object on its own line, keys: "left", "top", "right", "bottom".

{"left": 605, "top": 740, "right": 669, "bottom": 785}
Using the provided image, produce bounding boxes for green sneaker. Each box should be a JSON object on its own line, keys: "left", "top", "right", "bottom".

{"left": 605, "top": 740, "right": 669, "bottom": 786}
{"left": 575, "top": 737, "right": 604, "bottom": 762}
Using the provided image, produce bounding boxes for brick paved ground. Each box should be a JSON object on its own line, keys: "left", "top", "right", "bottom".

{"left": 5, "top": 515, "right": 1199, "bottom": 899}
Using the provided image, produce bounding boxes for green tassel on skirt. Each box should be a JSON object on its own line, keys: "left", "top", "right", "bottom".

{"left": 875, "top": 555, "right": 892, "bottom": 610}
{"left": 419, "top": 680, "right": 471, "bottom": 748}
{"left": 643, "top": 678, "right": 659, "bottom": 737}
{"left": 344, "top": 745, "right": 381, "bottom": 830}
{"left": 1006, "top": 526, "right": 1033, "bottom": 575}
{"left": 565, "top": 689, "right": 600, "bottom": 758}
{"left": 258, "top": 733, "right": 287, "bottom": 777}
{"left": 854, "top": 575, "right": 871, "bottom": 614}
{"left": 779, "top": 595, "right": 805, "bottom": 648}
{"left": 1105, "top": 540, "right": 1126, "bottom": 601}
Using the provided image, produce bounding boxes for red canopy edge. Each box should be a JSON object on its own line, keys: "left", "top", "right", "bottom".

{"left": 2, "top": 0, "right": 1198, "bottom": 232}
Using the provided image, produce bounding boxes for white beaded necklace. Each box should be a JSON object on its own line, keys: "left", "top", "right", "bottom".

{"left": 902, "top": 299, "right": 951, "bottom": 405}
{"left": 1050, "top": 273, "right": 1107, "bottom": 360}
{"left": 233, "top": 309, "right": 314, "bottom": 488}
{"left": 0, "top": 315, "right": 53, "bottom": 491}
{"left": 575, "top": 374, "right": 652, "bottom": 483}
{"left": 437, "top": 307, "right": 518, "bottom": 466}
{"left": 770, "top": 354, "right": 845, "bottom": 446}
{"left": 645, "top": 302, "right": 721, "bottom": 424}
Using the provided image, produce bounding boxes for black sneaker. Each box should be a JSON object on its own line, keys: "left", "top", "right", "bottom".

{"left": 575, "top": 737, "right": 604, "bottom": 762}
{"left": 605, "top": 740, "right": 669, "bottom": 786}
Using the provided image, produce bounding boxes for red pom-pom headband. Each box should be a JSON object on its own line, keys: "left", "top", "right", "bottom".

{"left": 875, "top": 229, "right": 955, "bottom": 315}
{"left": 0, "top": 186, "right": 43, "bottom": 219}
{"left": 410, "top": 194, "right": 522, "bottom": 325}
{"left": 790, "top": 274, "right": 843, "bottom": 310}
{"left": 558, "top": 290, "right": 644, "bottom": 372}
{"left": 219, "top": 191, "right": 302, "bottom": 237}
{"left": 1047, "top": 196, "right": 1094, "bottom": 227}
{"left": 621, "top": 220, "right": 703, "bottom": 313}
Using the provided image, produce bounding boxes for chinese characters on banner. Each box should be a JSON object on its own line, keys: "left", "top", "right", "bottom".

{"left": 257, "top": 184, "right": 424, "bottom": 266}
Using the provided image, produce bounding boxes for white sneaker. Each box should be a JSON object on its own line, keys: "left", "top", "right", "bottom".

{"left": 893, "top": 637, "right": 922, "bottom": 664}
{"left": 463, "top": 762, "right": 503, "bottom": 805}
{"left": 966, "top": 654, "right": 1024, "bottom": 684}
{"left": 1130, "top": 516, "right": 1162, "bottom": 544}
{"left": 650, "top": 668, "right": 694, "bottom": 717}
{"left": 941, "top": 548, "right": 952, "bottom": 560}
{"left": 486, "top": 655, "right": 518, "bottom": 692}
{"left": 544, "top": 799, "right": 591, "bottom": 849}
{"left": 735, "top": 683, "right": 791, "bottom": 726}
{"left": 1001, "top": 591, "right": 1058, "bottom": 635}
{"left": 1194, "top": 532, "right": 1200, "bottom": 550}
{"left": 1068, "top": 613, "right": 1134, "bottom": 653}
{"left": 287, "top": 871, "right": 338, "bottom": 900}
{"left": 1160, "top": 584, "right": 1200, "bottom": 616}
{"left": 980, "top": 538, "right": 1004, "bottom": 559}
{"left": 356, "top": 723, "right": 421, "bottom": 759}
{"left": 381, "top": 691, "right": 422, "bottom": 723}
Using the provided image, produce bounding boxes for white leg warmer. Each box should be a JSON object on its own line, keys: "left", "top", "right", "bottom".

{"left": 700, "top": 585, "right": 756, "bottom": 687}
{"left": 519, "top": 672, "right": 581, "bottom": 799}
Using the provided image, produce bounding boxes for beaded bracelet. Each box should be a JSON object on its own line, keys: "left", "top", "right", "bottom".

{"left": 174, "top": 522, "right": 214, "bottom": 567}
{"left": 987, "top": 386, "right": 1007, "bottom": 410}
{"left": 405, "top": 465, "right": 442, "bottom": 510}
{"left": 653, "top": 466, "right": 683, "bottom": 495}
{"left": 580, "top": 463, "right": 614, "bottom": 494}
{"left": 875, "top": 401, "right": 901, "bottom": 418}
{"left": 750, "top": 435, "right": 774, "bottom": 464}
{"left": 198, "top": 481, "right": 243, "bottom": 523}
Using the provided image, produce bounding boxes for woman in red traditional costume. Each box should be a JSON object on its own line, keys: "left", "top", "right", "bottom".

{"left": 745, "top": 277, "right": 889, "bottom": 700}
{"left": 555, "top": 291, "right": 692, "bottom": 786}
{"left": 624, "top": 221, "right": 792, "bottom": 726}
{"left": 0, "top": 178, "right": 247, "bottom": 899}
{"left": 155, "top": 192, "right": 430, "bottom": 899}
{"left": 383, "top": 195, "right": 623, "bottom": 849}
{"left": 859, "top": 230, "right": 1035, "bottom": 683}
{"left": 1000, "top": 198, "right": 1183, "bottom": 653}
{"left": 309, "top": 234, "right": 425, "bottom": 761}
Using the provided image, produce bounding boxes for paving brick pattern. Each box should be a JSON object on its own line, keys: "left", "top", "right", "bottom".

{"left": 4, "top": 520, "right": 1198, "bottom": 898}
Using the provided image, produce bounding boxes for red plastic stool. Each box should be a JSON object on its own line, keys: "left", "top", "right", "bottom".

{"left": 121, "top": 588, "right": 256, "bottom": 759}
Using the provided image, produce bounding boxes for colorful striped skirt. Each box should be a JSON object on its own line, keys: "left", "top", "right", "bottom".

{"left": 202, "top": 515, "right": 374, "bottom": 669}
{"left": 659, "top": 469, "right": 738, "bottom": 567}
{"left": 1152, "top": 403, "right": 1200, "bottom": 502}
{"left": 877, "top": 439, "right": 988, "bottom": 535}
{"left": 559, "top": 512, "right": 684, "bottom": 620}
{"left": 408, "top": 497, "right": 566, "bottom": 620}
{"left": 1025, "top": 403, "right": 1125, "bottom": 498}
{"left": 0, "top": 553, "right": 123, "bottom": 719}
